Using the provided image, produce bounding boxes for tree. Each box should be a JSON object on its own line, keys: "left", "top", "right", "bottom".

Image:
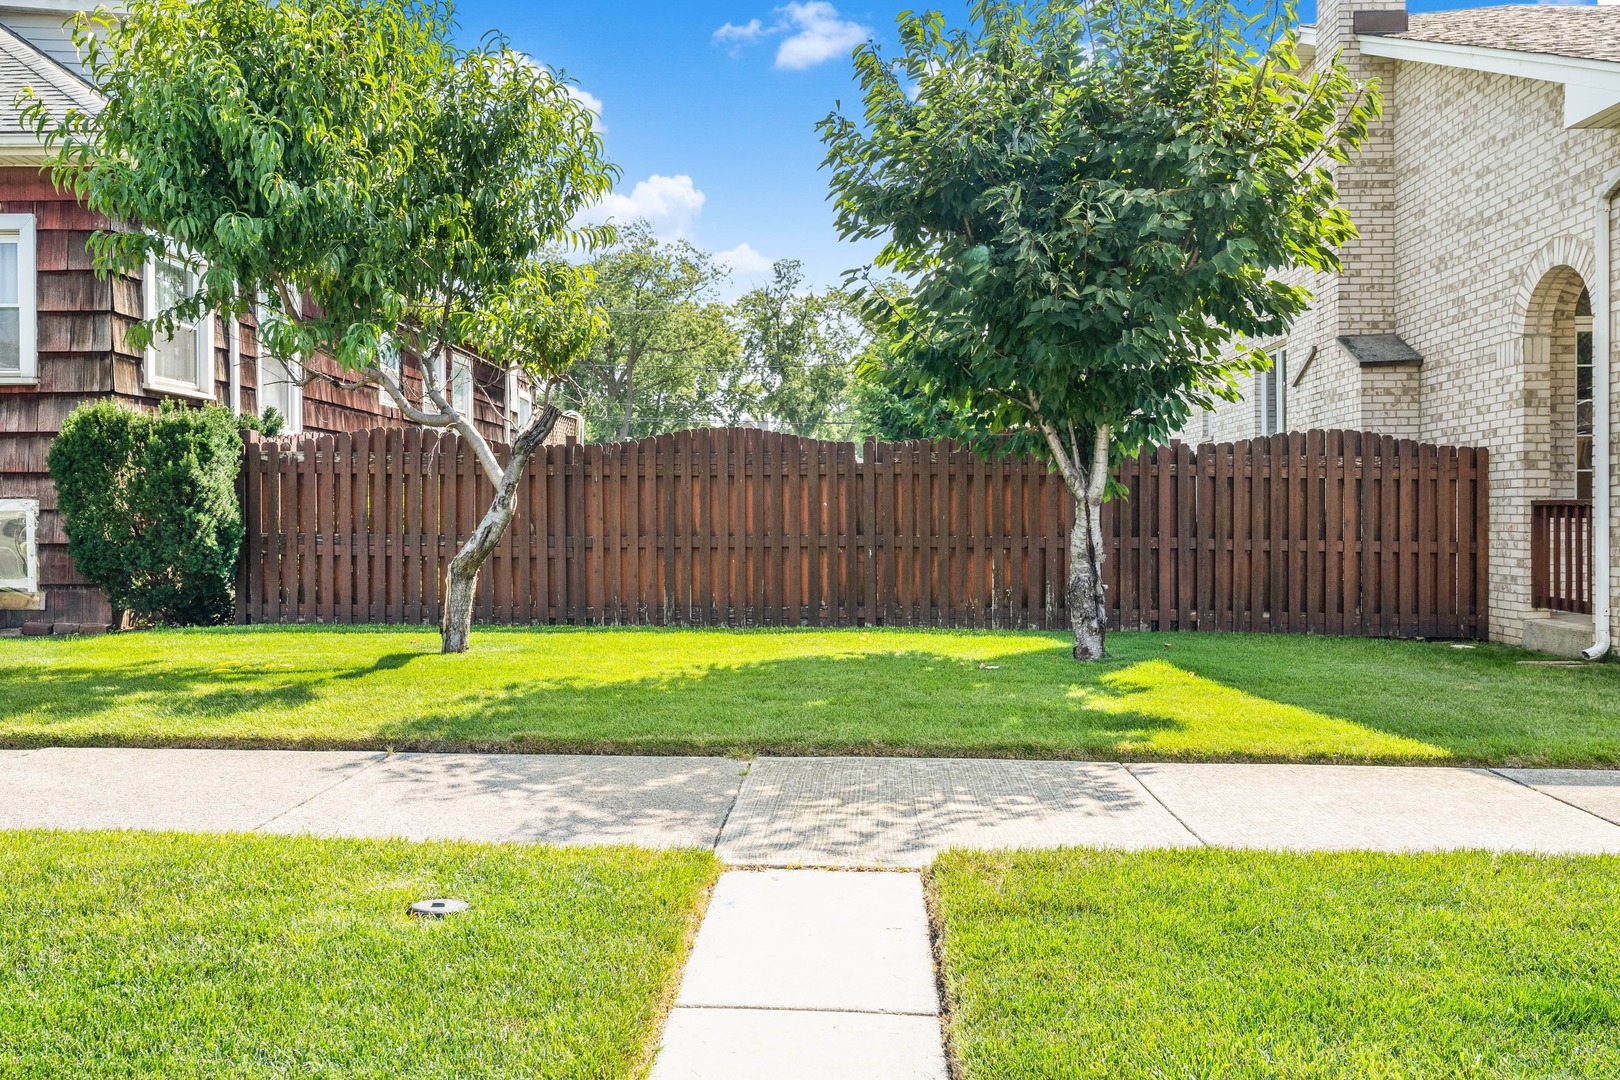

{"left": 28, "top": 0, "right": 614, "bottom": 651}
{"left": 564, "top": 220, "right": 737, "bottom": 440}
{"left": 730, "top": 261, "right": 863, "bottom": 438}
{"left": 820, "top": 0, "right": 1376, "bottom": 659}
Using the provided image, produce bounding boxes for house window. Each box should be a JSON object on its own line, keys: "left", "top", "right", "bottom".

{"left": 260, "top": 348, "right": 303, "bottom": 435}
{"left": 1576, "top": 292, "right": 1593, "bottom": 501}
{"left": 0, "top": 498, "right": 38, "bottom": 593}
{"left": 377, "top": 333, "right": 402, "bottom": 408}
{"left": 227, "top": 317, "right": 242, "bottom": 414}
{"left": 1255, "top": 349, "right": 1287, "bottom": 436}
{"left": 0, "top": 214, "right": 38, "bottom": 384}
{"left": 144, "top": 253, "right": 213, "bottom": 397}
{"left": 449, "top": 352, "right": 473, "bottom": 416}
{"left": 254, "top": 301, "right": 303, "bottom": 434}
{"left": 508, "top": 367, "right": 533, "bottom": 438}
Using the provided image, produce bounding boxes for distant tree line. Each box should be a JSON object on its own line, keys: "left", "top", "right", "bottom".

{"left": 559, "top": 219, "right": 937, "bottom": 443}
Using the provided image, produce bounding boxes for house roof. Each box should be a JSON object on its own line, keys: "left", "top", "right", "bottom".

{"left": 1378, "top": 5, "right": 1620, "bottom": 67}
{"left": 0, "top": 21, "right": 100, "bottom": 138}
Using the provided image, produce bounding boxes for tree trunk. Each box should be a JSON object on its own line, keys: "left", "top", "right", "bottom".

{"left": 440, "top": 405, "right": 560, "bottom": 652}
{"left": 1054, "top": 426, "right": 1111, "bottom": 661}
{"left": 1066, "top": 492, "right": 1107, "bottom": 660}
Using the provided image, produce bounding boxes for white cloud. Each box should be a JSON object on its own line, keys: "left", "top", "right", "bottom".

{"left": 577, "top": 174, "right": 707, "bottom": 239}
{"left": 711, "top": 3, "right": 870, "bottom": 69}
{"left": 562, "top": 84, "right": 605, "bottom": 133}
{"left": 774, "top": 2, "right": 870, "bottom": 69}
{"left": 716, "top": 242, "right": 774, "bottom": 274}
{"left": 713, "top": 18, "right": 768, "bottom": 44}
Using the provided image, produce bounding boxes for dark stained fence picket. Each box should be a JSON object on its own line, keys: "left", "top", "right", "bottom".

{"left": 238, "top": 427, "right": 1489, "bottom": 639}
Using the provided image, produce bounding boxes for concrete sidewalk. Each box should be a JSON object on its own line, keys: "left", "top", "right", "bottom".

{"left": 649, "top": 870, "right": 947, "bottom": 1080}
{"left": 3, "top": 747, "right": 1620, "bottom": 862}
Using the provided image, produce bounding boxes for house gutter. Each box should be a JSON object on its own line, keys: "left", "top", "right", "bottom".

{"left": 1585, "top": 167, "right": 1620, "bottom": 661}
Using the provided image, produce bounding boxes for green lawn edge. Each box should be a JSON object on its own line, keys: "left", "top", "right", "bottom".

{"left": 925, "top": 847, "right": 1620, "bottom": 1080}
{"left": 0, "top": 829, "right": 720, "bottom": 1080}
{"left": 5, "top": 624, "right": 1618, "bottom": 767}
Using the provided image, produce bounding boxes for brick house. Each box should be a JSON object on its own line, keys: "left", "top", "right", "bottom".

{"left": 0, "top": 5, "right": 578, "bottom": 629}
{"left": 1186, "top": 1, "right": 1620, "bottom": 656}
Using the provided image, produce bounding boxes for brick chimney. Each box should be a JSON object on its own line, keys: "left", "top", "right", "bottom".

{"left": 1316, "top": 0, "right": 1419, "bottom": 435}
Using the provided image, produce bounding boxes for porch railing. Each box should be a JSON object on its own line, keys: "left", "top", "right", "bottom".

{"left": 1531, "top": 499, "right": 1594, "bottom": 614}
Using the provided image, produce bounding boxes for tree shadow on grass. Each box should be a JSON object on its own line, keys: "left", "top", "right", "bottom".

{"left": 372, "top": 647, "right": 1444, "bottom": 762}
{"left": 5, "top": 629, "right": 1617, "bottom": 764}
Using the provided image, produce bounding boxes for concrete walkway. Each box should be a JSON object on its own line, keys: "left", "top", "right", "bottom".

{"left": 5, "top": 747, "right": 1620, "bottom": 861}
{"left": 649, "top": 870, "right": 947, "bottom": 1080}
{"left": 8, "top": 747, "right": 1620, "bottom": 1080}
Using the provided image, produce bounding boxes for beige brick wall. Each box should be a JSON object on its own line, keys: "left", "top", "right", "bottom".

{"left": 1185, "top": 23, "right": 1620, "bottom": 647}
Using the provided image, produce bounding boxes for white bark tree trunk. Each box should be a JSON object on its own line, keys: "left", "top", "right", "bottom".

{"left": 440, "top": 404, "right": 560, "bottom": 653}
{"left": 1043, "top": 424, "right": 1112, "bottom": 661}
{"left": 1066, "top": 485, "right": 1107, "bottom": 660}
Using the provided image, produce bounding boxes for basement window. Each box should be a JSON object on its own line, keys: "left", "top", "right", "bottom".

{"left": 0, "top": 498, "right": 38, "bottom": 593}
{"left": 0, "top": 214, "right": 37, "bottom": 384}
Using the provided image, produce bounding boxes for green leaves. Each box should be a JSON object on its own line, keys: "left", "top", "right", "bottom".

{"left": 27, "top": 0, "right": 616, "bottom": 390}
{"left": 820, "top": 0, "right": 1378, "bottom": 477}
{"left": 48, "top": 401, "right": 244, "bottom": 626}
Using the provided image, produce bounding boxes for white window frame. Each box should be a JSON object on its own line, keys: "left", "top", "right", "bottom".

{"left": 377, "top": 332, "right": 402, "bottom": 409}
{"left": 448, "top": 350, "right": 474, "bottom": 417}
{"left": 227, "top": 316, "right": 242, "bottom": 414}
{"left": 142, "top": 251, "right": 214, "bottom": 399}
{"left": 0, "top": 213, "right": 38, "bottom": 385}
{"left": 254, "top": 299, "right": 304, "bottom": 435}
{"left": 0, "top": 497, "right": 39, "bottom": 592}
{"left": 506, "top": 367, "right": 534, "bottom": 440}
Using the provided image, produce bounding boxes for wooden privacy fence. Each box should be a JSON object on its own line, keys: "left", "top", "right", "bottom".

{"left": 238, "top": 427, "right": 1489, "bottom": 638}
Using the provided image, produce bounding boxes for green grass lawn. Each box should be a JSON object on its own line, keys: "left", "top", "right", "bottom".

{"left": 2, "top": 625, "right": 1617, "bottom": 764}
{"left": 930, "top": 848, "right": 1620, "bottom": 1080}
{"left": 0, "top": 830, "right": 716, "bottom": 1079}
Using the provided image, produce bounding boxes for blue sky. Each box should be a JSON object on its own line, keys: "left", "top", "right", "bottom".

{"left": 451, "top": 0, "right": 1593, "bottom": 298}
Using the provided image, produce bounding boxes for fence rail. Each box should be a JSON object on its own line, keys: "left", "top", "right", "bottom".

{"left": 238, "top": 427, "right": 1489, "bottom": 638}
{"left": 1530, "top": 499, "right": 1593, "bottom": 614}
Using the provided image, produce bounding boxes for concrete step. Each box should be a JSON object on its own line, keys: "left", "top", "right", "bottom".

{"left": 1521, "top": 612, "right": 1596, "bottom": 659}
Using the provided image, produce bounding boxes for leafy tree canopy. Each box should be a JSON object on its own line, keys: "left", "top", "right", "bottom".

{"left": 819, "top": 0, "right": 1377, "bottom": 657}
{"left": 729, "top": 261, "right": 864, "bottom": 440}
{"left": 26, "top": 0, "right": 617, "bottom": 651}
{"left": 820, "top": 0, "right": 1375, "bottom": 464}
{"left": 28, "top": 0, "right": 613, "bottom": 393}
{"left": 563, "top": 220, "right": 737, "bottom": 441}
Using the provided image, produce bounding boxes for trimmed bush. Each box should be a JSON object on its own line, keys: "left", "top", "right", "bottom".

{"left": 49, "top": 400, "right": 244, "bottom": 625}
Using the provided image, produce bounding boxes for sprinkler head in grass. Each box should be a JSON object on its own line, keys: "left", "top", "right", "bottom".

{"left": 409, "top": 898, "right": 468, "bottom": 918}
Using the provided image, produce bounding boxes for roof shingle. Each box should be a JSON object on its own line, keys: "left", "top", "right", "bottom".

{"left": 1377, "top": 5, "right": 1620, "bottom": 66}
{"left": 0, "top": 23, "right": 102, "bottom": 136}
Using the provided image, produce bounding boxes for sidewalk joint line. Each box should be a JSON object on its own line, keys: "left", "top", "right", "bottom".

{"left": 672, "top": 1003, "right": 939, "bottom": 1018}
{"left": 1123, "top": 763, "right": 1210, "bottom": 847}
{"left": 249, "top": 752, "right": 390, "bottom": 833}
{"left": 708, "top": 758, "right": 754, "bottom": 851}
{"left": 1488, "top": 767, "right": 1620, "bottom": 830}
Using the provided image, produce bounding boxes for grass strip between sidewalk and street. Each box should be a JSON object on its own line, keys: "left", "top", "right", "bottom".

{"left": 930, "top": 847, "right": 1620, "bottom": 1080}
{"left": 0, "top": 830, "right": 717, "bottom": 1079}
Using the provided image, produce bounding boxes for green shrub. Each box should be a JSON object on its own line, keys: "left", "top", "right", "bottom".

{"left": 237, "top": 405, "right": 285, "bottom": 438}
{"left": 49, "top": 400, "right": 244, "bottom": 625}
